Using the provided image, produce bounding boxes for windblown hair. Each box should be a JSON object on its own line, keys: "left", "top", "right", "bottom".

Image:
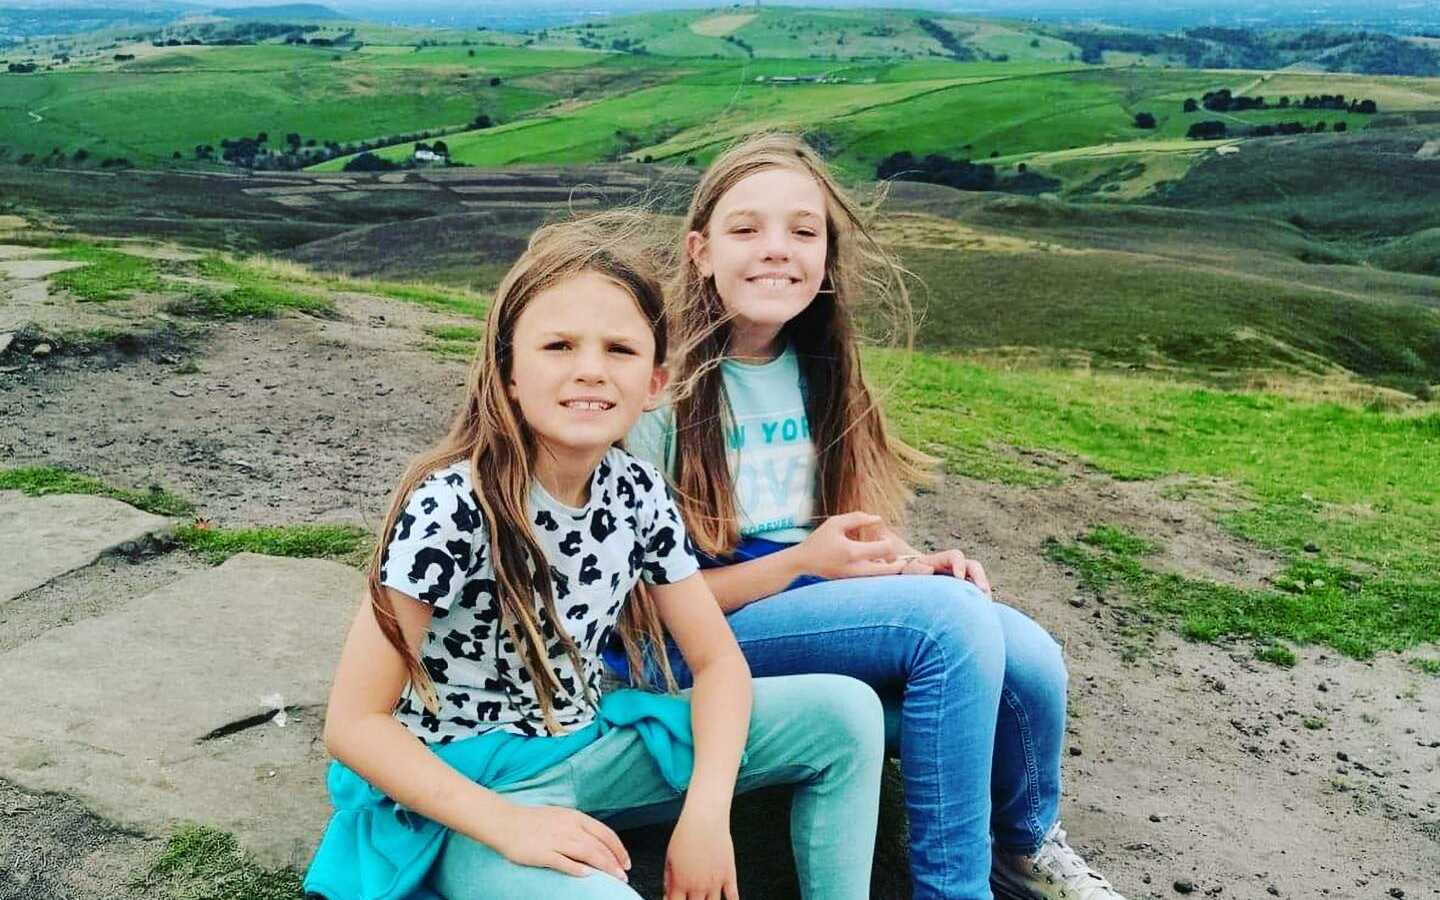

{"left": 367, "top": 212, "right": 676, "bottom": 735}
{"left": 668, "top": 132, "right": 935, "bottom": 557}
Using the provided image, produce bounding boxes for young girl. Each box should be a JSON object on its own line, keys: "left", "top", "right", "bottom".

{"left": 304, "top": 213, "right": 885, "bottom": 900}
{"left": 620, "top": 135, "right": 1129, "bottom": 900}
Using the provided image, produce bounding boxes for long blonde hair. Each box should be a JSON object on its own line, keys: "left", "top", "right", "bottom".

{"left": 368, "top": 213, "right": 675, "bottom": 735}
{"left": 668, "top": 133, "right": 935, "bottom": 556}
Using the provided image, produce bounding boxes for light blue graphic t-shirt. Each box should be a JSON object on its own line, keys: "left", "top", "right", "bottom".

{"left": 627, "top": 344, "right": 816, "bottom": 545}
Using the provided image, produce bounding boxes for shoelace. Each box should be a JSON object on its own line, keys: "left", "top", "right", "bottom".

{"left": 1031, "top": 826, "right": 1117, "bottom": 890}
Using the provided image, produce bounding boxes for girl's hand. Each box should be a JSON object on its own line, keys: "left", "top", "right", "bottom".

{"left": 665, "top": 809, "right": 739, "bottom": 900}
{"left": 911, "top": 548, "right": 992, "bottom": 595}
{"left": 797, "top": 511, "right": 907, "bottom": 580}
{"left": 490, "top": 802, "right": 631, "bottom": 882}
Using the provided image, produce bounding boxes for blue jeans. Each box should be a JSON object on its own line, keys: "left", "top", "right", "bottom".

{"left": 610, "top": 574, "right": 1067, "bottom": 900}
{"left": 430, "top": 675, "right": 885, "bottom": 900}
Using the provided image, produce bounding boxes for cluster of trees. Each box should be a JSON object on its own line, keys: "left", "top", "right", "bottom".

{"left": 1251, "top": 121, "right": 1347, "bottom": 136}
{"left": 6, "top": 61, "right": 37, "bottom": 73}
{"left": 184, "top": 123, "right": 476, "bottom": 171}
{"left": 875, "top": 151, "right": 1060, "bottom": 195}
{"left": 1182, "top": 90, "right": 1378, "bottom": 115}
{"left": 916, "top": 18, "right": 975, "bottom": 61}
{"left": 723, "top": 34, "right": 754, "bottom": 56}
{"left": 1185, "top": 120, "right": 1348, "bottom": 140}
{"left": 877, "top": 151, "right": 998, "bottom": 191}
{"left": 1199, "top": 89, "right": 1266, "bottom": 112}
{"left": 608, "top": 37, "right": 648, "bottom": 54}
{"left": 1060, "top": 29, "right": 1199, "bottom": 65}
{"left": 342, "top": 152, "right": 398, "bottom": 172}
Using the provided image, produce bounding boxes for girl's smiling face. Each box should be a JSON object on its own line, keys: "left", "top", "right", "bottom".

{"left": 688, "top": 167, "right": 829, "bottom": 358}
{"left": 507, "top": 270, "right": 667, "bottom": 459}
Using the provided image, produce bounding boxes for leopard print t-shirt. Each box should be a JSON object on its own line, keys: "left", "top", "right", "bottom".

{"left": 379, "top": 447, "right": 699, "bottom": 742}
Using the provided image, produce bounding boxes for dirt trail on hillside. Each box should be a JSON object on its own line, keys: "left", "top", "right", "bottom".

{"left": 1, "top": 252, "right": 1437, "bottom": 899}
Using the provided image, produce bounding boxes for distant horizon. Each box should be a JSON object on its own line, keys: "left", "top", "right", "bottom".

{"left": 7, "top": 0, "right": 1440, "bottom": 34}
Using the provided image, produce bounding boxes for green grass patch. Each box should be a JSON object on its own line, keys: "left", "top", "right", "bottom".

{"left": 166, "top": 255, "right": 336, "bottom": 319}
{"left": 167, "top": 284, "right": 335, "bottom": 320}
{"left": 1082, "top": 524, "right": 1158, "bottom": 557}
{"left": 50, "top": 243, "right": 163, "bottom": 302}
{"left": 0, "top": 466, "right": 193, "bottom": 517}
{"left": 424, "top": 324, "right": 484, "bottom": 342}
{"left": 423, "top": 323, "right": 485, "bottom": 359}
{"left": 140, "top": 824, "right": 302, "bottom": 900}
{"left": 174, "top": 523, "right": 371, "bottom": 565}
{"left": 1046, "top": 525, "right": 1440, "bottom": 660}
{"left": 357, "top": 281, "right": 487, "bottom": 319}
{"left": 1256, "top": 643, "right": 1298, "bottom": 668}
{"left": 1410, "top": 657, "right": 1440, "bottom": 676}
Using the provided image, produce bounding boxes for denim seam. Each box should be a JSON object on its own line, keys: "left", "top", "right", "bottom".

{"left": 995, "top": 683, "right": 1047, "bottom": 855}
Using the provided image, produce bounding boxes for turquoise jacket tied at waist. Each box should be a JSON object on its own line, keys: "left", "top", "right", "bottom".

{"left": 304, "top": 689, "right": 699, "bottom": 900}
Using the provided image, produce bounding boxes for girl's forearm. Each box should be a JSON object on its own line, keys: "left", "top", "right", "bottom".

{"left": 700, "top": 544, "right": 811, "bottom": 612}
{"left": 681, "top": 651, "right": 752, "bottom": 816}
{"left": 325, "top": 712, "right": 513, "bottom": 847}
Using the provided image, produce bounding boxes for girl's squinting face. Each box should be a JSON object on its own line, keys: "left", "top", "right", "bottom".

{"left": 507, "top": 271, "right": 666, "bottom": 457}
{"left": 691, "top": 167, "right": 829, "bottom": 338}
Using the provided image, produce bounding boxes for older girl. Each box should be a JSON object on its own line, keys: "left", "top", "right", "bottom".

{"left": 622, "top": 136, "right": 1127, "bottom": 900}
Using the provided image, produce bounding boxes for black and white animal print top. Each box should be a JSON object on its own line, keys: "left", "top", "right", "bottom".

{"left": 379, "top": 447, "right": 699, "bottom": 742}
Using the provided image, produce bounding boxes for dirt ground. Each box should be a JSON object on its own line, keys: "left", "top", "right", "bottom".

{"left": 1, "top": 250, "right": 1438, "bottom": 900}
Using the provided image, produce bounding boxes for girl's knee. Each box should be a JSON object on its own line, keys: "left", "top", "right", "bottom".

{"left": 907, "top": 577, "right": 1006, "bottom": 680}
{"left": 996, "top": 603, "right": 1068, "bottom": 689}
{"left": 757, "top": 673, "right": 885, "bottom": 760}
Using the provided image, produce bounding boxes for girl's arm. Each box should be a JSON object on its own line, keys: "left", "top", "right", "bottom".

{"left": 649, "top": 573, "right": 753, "bottom": 899}
{"left": 701, "top": 511, "right": 909, "bottom": 612}
{"left": 323, "top": 589, "right": 630, "bottom": 881}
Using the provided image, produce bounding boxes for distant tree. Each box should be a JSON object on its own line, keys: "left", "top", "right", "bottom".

{"left": 172, "top": 150, "right": 182, "bottom": 159}
{"left": 1134, "top": 111, "right": 1157, "bottom": 129}
{"left": 72, "top": 148, "right": 89, "bottom": 162}
{"left": 256, "top": 132, "right": 268, "bottom": 143}
{"left": 1356, "top": 99, "right": 1377, "bottom": 114}
{"left": 1029, "top": 38, "right": 1040, "bottom": 48}
{"left": 286, "top": 132, "right": 302, "bottom": 149}
{"left": 343, "top": 151, "right": 398, "bottom": 172}
{"left": 468, "top": 48, "right": 475, "bottom": 57}
{"left": 431, "top": 140, "right": 449, "bottom": 156}
{"left": 1312, "top": 121, "right": 1328, "bottom": 133}
{"left": 1017, "top": 162, "right": 1028, "bottom": 172}
{"left": 1278, "top": 95, "right": 1290, "bottom": 107}
{"left": 1080, "top": 45, "right": 1103, "bottom": 64}
{"left": 1333, "top": 121, "right": 1348, "bottom": 132}
{"left": 472, "top": 113, "right": 492, "bottom": 129}
{"left": 1186, "top": 120, "right": 1227, "bottom": 140}
{"left": 489, "top": 76, "right": 501, "bottom": 86}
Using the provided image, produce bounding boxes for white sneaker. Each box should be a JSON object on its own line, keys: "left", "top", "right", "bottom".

{"left": 991, "top": 823, "right": 1128, "bottom": 900}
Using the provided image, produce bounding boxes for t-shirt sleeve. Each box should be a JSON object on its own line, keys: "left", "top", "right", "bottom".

{"left": 627, "top": 457, "right": 700, "bottom": 586}
{"left": 378, "top": 469, "right": 487, "bottom": 612}
{"left": 624, "top": 406, "right": 675, "bottom": 476}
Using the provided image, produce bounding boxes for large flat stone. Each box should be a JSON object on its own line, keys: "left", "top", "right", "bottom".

{"left": 0, "top": 553, "right": 362, "bottom": 868}
{"left": 0, "top": 490, "right": 175, "bottom": 603}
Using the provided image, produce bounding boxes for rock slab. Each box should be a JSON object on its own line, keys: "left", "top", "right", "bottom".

{"left": 0, "top": 553, "right": 362, "bottom": 868}
{"left": 0, "top": 491, "right": 175, "bottom": 603}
